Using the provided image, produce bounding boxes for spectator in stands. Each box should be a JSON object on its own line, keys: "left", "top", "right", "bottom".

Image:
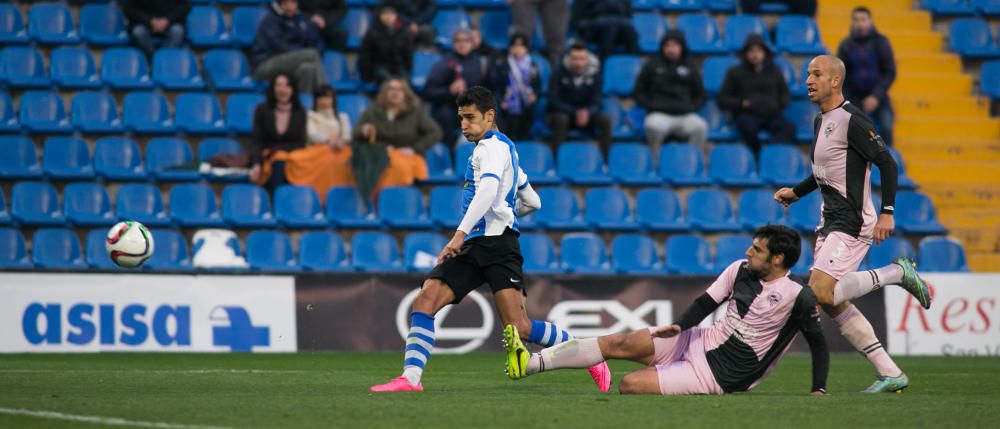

{"left": 252, "top": 0, "right": 328, "bottom": 93}
{"left": 741, "top": 0, "right": 816, "bottom": 16}
{"left": 308, "top": 85, "right": 352, "bottom": 148}
{"left": 470, "top": 25, "right": 497, "bottom": 59}
{"left": 379, "top": 0, "right": 436, "bottom": 49}
{"left": 423, "top": 29, "right": 492, "bottom": 143}
{"left": 123, "top": 0, "right": 191, "bottom": 57}
{"left": 358, "top": 4, "right": 414, "bottom": 87}
{"left": 633, "top": 30, "right": 707, "bottom": 154}
{"left": 250, "top": 73, "right": 308, "bottom": 190}
{"left": 547, "top": 42, "right": 612, "bottom": 155}
{"left": 492, "top": 34, "right": 542, "bottom": 141}
{"left": 570, "top": 0, "right": 638, "bottom": 60}
{"left": 510, "top": 0, "right": 570, "bottom": 65}
{"left": 300, "top": 0, "right": 347, "bottom": 51}
{"left": 353, "top": 78, "right": 443, "bottom": 204}
{"left": 718, "top": 34, "right": 795, "bottom": 157}
{"left": 838, "top": 6, "right": 896, "bottom": 146}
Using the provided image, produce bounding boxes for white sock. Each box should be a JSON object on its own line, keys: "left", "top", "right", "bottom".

{"left": 526, "top": 338, "right": 604, "bottom": 375}
{"left": 402, "top": 367, "right": 423, "bottom": 386}
{"left": 834, "top": 305, "right": 902, "bottom": 377}
{"left": 833, "top": 265, "right": 904, "bottom": 306}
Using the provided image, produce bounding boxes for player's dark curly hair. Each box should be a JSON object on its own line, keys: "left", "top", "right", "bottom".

{"left": 753, "top": 225, "right": 801, "bottom": 269}
{"left": 456, "top": 86, "right": 497, "bottom": 115}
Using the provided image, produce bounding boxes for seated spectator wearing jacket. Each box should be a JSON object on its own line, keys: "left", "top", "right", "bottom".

{"left": 717, "top": 34, "right": 795, "bottom": 156}
{"left": 570, "top": 0, "right": 638, "bottom": 60}
{"left": 299, "top": 0, "right": 347, "bottom": 50}
{"left": 492, "top": 34, "right": 542, "bottom": 141}
{"left": 546, "top": 42, "right": 612, "bottom": 155}
{"left": 423, "top": 29, "right": 492, "bottom": 143}
{"left": 378, "top": 0, "right": 436, "bottom": 49}
{"left": 358, "top": 4, "right": 414, "bottom": 87}
{"left": 250, "top": 73, "right": 308, "bottom": 190}
{"left": 634, "top": 30, "right": 708, "bottom": 154}
{"left": 252, "top": 0, "right": 328, "bottom": 93}
{"left": 124, "top": 0, "right": 190, "bottom": 57}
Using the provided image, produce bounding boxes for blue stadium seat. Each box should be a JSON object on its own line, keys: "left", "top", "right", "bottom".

{"left": 0, "top": 92, "right": 18, "bottom": 132}
{"left": 700, "top": 100, "right": 737, "bottom": 141}
{"left": 895, "top": 191, "right": 947, "bottom": 234}
{"left": 198, "top": 138, "right": 245, "bottom": 164}
{"left": 71, "top": 92, "right": 124, "bottom": 134}
{"left": 0, "top": 190, "right": 10, "bottom": 225}
{"left": 423, "top": 143, "right": 457, "bottom": 184}
{"left": 50, "top": 47, "right": 100, "bottom": 88}
{"left": 662, "top": 0, "right": 704, "bottom": 11}
{"left": 94, "top": 137, "right": 146, "bottom": 180}
{"left": 636, "top": 188, "right": 690, "bottom": 232}
{"left": 532, "top": 54, "right": 552, "bottom": 93}
{"left": 706, "top": 0, "right": 737, "bottom": 11}
{"left": 520, "top": 233, "right": 561, "bottom": 274}
{"left": 453, "top": 141, "right": 475, "bottom": 176}
{"left": 146, "top": 138, "right": 199, "bottom": 181}
{"left": 33, "top": 228, "right": 85, "bottom": 269}
{"left": 675, "top": 14, "right": 726, "bottom": 54}
{"left": 144, "top": 229, "right": 193, "bottom": 271}
{"left": 123, "top": 92, "right": 175, "bottom": 133}
{"left": 116, "top": 183, "right": 171, "bottom": 227}
{"left": 28, "top": 3, "right": 79, "bottom": 45}
{"left": 710, "top": 144, "right": 763, "bottom": 187}
{"left": 176, "top": 93, "right": 226, "bottom": 135}
{"left": 716, "top": 234, "right": 752, "bottom": 268}
{"left": 226, "top": 93, "right": 264, "bottom": 134}
{"left": 403, "top": 232, "right": 448, "bottom": 271}
{"left": 602, "top": 55, "right": 644, "bottom": 97}
{"left": 918, "top": 236, "right": 969, "bottom": 272}
{"left": 872, "top": 146, "right": 917, "bottom": 190}
{"left": 612, "top": 233, "right": 663, "bottom": 274}
{"left": 326, "top": 186, "right": 380, "bottom": 228}
{"left": 534, "top": 187, "right": 587, "bottom": 230}
{"left": 322, "top": 51, "right": 359, "bottom": 93}
{"left": 784, "top": 100, "right": 820, "bottom": 142}
{"left": 983, "top": 60, "right": 1000, "bottom": 99}
{"left": 774, "top": 57, "right": 804, "bottom": 98}
{"left": 760, "top": 144, "right": 807, "bottom": 186}
{"left": 865, "top": 236, "right": 915, "bottom": 270}
{"left": 463, "top": 0, "right": 507, "bottom": 7}
{"left": 923, "top": 0, "right": 976, "bottom": 15}
{"left": 344, "top": 8, "right": 370, "bottom": 50}
{"left": 0, "top": 47, "right": 50, "bottom": 88}
{"left": 100, "top": 47, "right": 153, "bottom": 89}
{"left": 352, "top": 231, "right": 404, "bottom": 272}
{"left": 13, "top": 181, "right": 65, "bottom": 225}
{"left": 432, "top": 9, "right": 472, "bottom": 48}
{"left": 299, "top": 231, "right": 350, "bottom": 271}
{"left": 557, "top": 142, "right": 613, "bottom": 185}
{"left": 725, "top": 15, "right": 771, "bottom": 52}
{"left": 79, "top": 4, "right": 127, "bottom": 45}
{"left": 186, "top": 6, "right": 231, "bottom": 47}
{"left": 64, "top": 182, "right": 115, "bottom": 227}
{"left": 665, "top": 234, "right": 715, "bottom": 274}
{"left": 738, "top": 189, "right": 784, "bottom": 231}
{"left": 949, "top": 18, "right": 1000, "bottom": 58}
{"left": 429, "top": 186, "right": 463, "bottom": 228}
{"left": 169, "top": 184, "right": 225, "bottom": 227}
{"left": 153, "top": 49, "right": 205, "bottom": 90}
{"left": 634, "top": 13, "right": 668, "bottom": 54}
{"left": 788, "top": 191, "right": 820, "bottom": 232}
{"left": 634, "top": 0, "right": 659, "bottom": 9}
{"left": 0, "top": 136, "right": 42, "bottom": 179}
{"left": 518, "top": 141, "right": 560, "bottom": 185}
{"left": 85, "top": 228, "right": 122, "bottom": 269}
{"left": 688, "top": 189, "right": 741, "bottom": 232}
{"left": 479, "top": 11, "right": 511, "bottom": 50}
{"left": 792, "top": 237, "right": 812, "bottom": 276}
{"left": 585, "top": 188, "right": 638, "bottom": 231}
{"left": 19, "top": 91, "right": 73, "bottom": 133}
{"left": 0, "top": 228, "right": 30, "bottom": 268}
{"left": 0, "top": 4, "right": 28, "bottom": 44}
{"left": 336, "top": 95, "right": 369, "bottom": 126}
{"left": 378, "top": 186, "right": 433, "bottom": 229}
{"left": 775, "top": 16, "right": 826, "bottom": 55}
{"left": 231, "top": 6, "right": 267, "bottom": 47}
{"left": 609, "top": 143, "right": 659, "bottom": 185}
{"left": 658, "top": 144, "right": 711, "bottom": 186}
{"left": 204, "top": 49, "right": 255, "bottom": 91}
{"left": 246, "top": 231, "right": 298, "bottom": 271}
{"left": 702, "top": 56, "right": 739, "bottom": 95}
{"left": 274, "top": 185, "right": 327, "bottom": 228}
{"left": 561, "top": 233, "right": 613, "bottom": 274}
{"left": 602, "top": 98, "right": 641, "bottom": 141}
{"left": 222, "top": 184, "right": 277, "bottom": 228}
{"left": 411, "top": 51, "right": 441, "bottom": 93}
{"left": 976, "top": 0, "right": 1000, "bottom": 16}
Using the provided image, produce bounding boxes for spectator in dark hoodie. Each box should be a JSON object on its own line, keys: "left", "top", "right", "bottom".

{"left": 546, "top": 42, "right": 612, "bottom": 155}
{"left": 838, "top": 6, "right": 896, "bottom": 145}
{"left": 633, "top": 30, "right": 707, "bottom": 154}
{"left": 299, "top": 0, "right": 347, "bottom": 50}
{"left": 358, "top": 4, "right": 414, "bottom": 87}
{"left": 718, "top": 34, "right": 795, "bottom": 156}
{"left": 492, "top": 34, "right": 542, "bottom": 141}
{"left": 252, "top": 0, "right": 327, "bottom": 93}
{"left": 124, "top": 0, "right": 190, "bottom": 57}
{"left": 379, "top": 0, "right": 437, "bottom": 49}
{"left": 423, "top": 29, "right": 492, "bottom": 143}
{"left": 570, "top": 0, "right": 638, "bottom": 60}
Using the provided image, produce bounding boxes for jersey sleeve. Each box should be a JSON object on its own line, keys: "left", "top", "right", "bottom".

{"left": 705, "top": 260, "right": 742, "bottom": 302}
{"left": 847, "top": 114, "right": 898, "bottom": 214}
{"left": 516, "top": 166, "right": 530, "bottom": 190}
{"left": 477, "top": 139, "right": 510, "bottom": 182}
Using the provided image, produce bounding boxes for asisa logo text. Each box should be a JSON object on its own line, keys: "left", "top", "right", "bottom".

{"left": 22, "top": 303, "right": 191, "bottom": 347}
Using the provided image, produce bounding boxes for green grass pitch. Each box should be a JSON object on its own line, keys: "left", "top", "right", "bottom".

{"left": 1, "top": 353, "right": 998, "bottom": 428}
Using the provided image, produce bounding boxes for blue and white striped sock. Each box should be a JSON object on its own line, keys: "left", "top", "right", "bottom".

{"left": 401, "top": 311, "right": 435, "bottom": 386}
{"left": 527, "top": 320, "right": 574, "bottom": 347}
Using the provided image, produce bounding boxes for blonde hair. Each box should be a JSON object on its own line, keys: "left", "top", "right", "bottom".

{"left": 376, "top": 78, "right": 420, "bottom": 112}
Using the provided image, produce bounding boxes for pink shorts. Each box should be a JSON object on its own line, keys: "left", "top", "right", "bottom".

{"left": 646, "top": 327, "right": 724, "bottom": 395}
{"left": 812, "top": 231, "right": 871, "bottom": 280}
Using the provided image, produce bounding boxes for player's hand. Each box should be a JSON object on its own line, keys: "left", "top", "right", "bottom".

{"left": 810, "top": 390, "right": 827, "bottom": 397}
{"left": 873, "top": 213, "right": 894, "bottom": 245}
{"left": 438, "top": 231, "right": 467, "bottom": 264}
{"left": 650, "top": 324, "right": 682, "bottom": 338}
{"left": 774, "top": 188, "right": 799, "bottom": 207}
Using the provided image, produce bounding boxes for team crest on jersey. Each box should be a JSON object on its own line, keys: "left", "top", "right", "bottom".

{"left": 868, "top": 130, "right": 886, "bottom": 148}
{"left": 767, "top": 292, "right": 782, "bottom": 307}
{"left": 823, "top": 122, "right": 836, "bottom": 138}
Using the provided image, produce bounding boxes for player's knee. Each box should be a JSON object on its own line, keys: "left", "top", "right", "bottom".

{"left": 809, "top": 281, "right": 835, "bottom": 306}
{"left": 412, "top": 279, "right": 447, "bottom": 313}
{"left": 618, "top": 373, "right": 642, "bottom": 395}
{"left": 599, "top": 333, "right": 630, "bottom": 359}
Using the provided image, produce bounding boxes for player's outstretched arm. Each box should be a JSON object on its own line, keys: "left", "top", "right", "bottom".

{"left": 656, "top": 293, "right": 722, "bottom": 337}
{"left": 516, "top": 182, "right": 540, "bottom": 217}
{"left": 797, "top": 289, "right": 829, "bottom": 396}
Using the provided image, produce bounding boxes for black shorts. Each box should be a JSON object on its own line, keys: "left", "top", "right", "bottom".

{"left": 426, "top": 228, "right": 525, "bottom": 305}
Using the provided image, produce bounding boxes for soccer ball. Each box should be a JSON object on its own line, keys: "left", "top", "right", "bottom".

{"left": 106, "top": 221, "right": 155, "bottom": 268}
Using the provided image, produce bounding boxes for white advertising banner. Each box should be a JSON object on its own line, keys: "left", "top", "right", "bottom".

{"left": 0, "top": 273, "right": 297, "bottom": 353}
{"left": 885, "top": 273, "right": 1000, "bottom": 356}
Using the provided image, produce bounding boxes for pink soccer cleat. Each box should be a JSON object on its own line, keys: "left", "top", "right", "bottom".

{"left": 587, "top": 361, "right": 612, "bottom": 393}
{"left": 370, "top": 376, "right": 423, "bottom": 392}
